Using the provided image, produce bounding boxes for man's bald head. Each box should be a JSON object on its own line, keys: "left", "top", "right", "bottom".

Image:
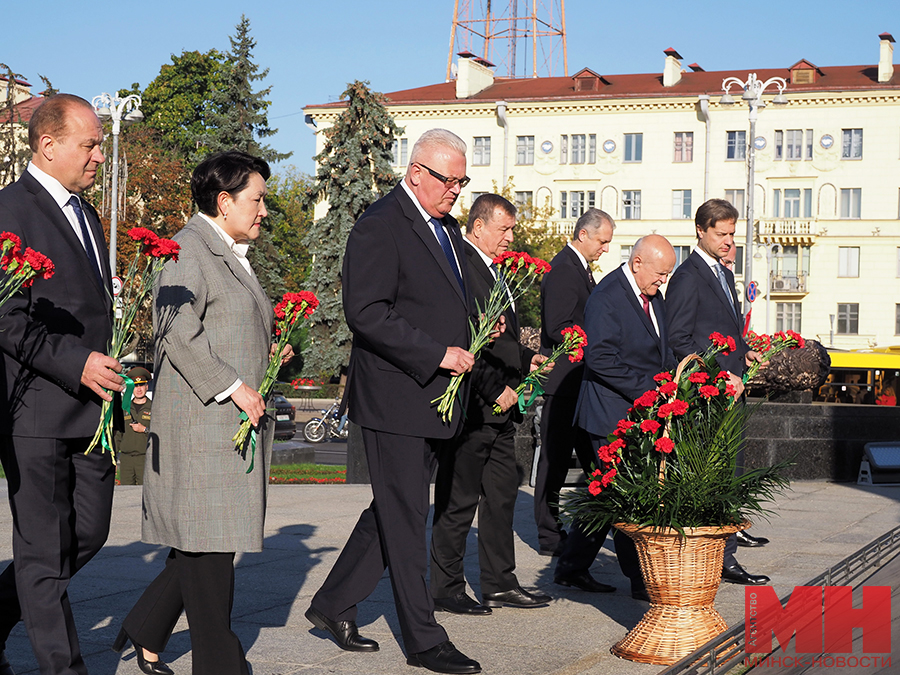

{"left": 630, "top": 234, "right": 676, "bottom": 296}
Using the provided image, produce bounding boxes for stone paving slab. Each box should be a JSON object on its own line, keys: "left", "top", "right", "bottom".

{"left": 1, "top": 479, "right": 899, "bottom": 675}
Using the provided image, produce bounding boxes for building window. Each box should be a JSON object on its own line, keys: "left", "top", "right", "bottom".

{"left": 622, "top": 190, "right": 641, "bottom": 219}
{"left": 674, "top": 245, "right": 692, "bottom": 268}
{"left": 587, "top": 191, "right": 595, "bottom": 209}
{"left": 559, "top": 192, "right": 568, "bottom": 218}
{"left": 786, "top": 130, "right": 803, "bottom": 160}
{"left": 570, "top": 191, "right": 585, "bottom": 218}
{"left": 624, "top": 133, "right": 643, "bottom": 162}
{"left": 472, "top": 137, "right": 491, "bottom": 166}
{"left": 514, "top": 191, "right": 533, "bottom": 219}
{"left": 516, "top": 136, "right": 534, "bottom": 165}
{"left": 470, "top": 191, "right": 488, "bottom": 203}
{"left": 776, "top": 303, "right": 802, "bottom": 332}
{"left": 560, "top": 134, "right": 568, "bottom": 164}
{"left": 726, "top": 131, "right": 746, "bottom": 160}
{"left": 836, "top": 303, "right": 859, "bottom": 335}
{"left": 672, "top": 189, "right": 692, "bottom": 219}
{"left": 391, "top": 138, "right": 408, "bottom": 166}
{"left": 806, "top": 129, "right": 813, "bottom": 159}
{"left": 674, "top": 132, "right": 693, "bottom": 162}
{"left": 840, "top": 188, "right": 862, "bottom": 219}
{"left": 588, "top": 134, "right": 597, "bottom": 164}
{"left": 838, "top": 247, "right": 860, "bottom": 278}
{"left": 733, "top": 245, "right": 744, "bottom": 276}
{"left": 571, "top": 134, "right": 586, "bottom": 164}
{"left": 774, "top": 131, "right": 783, "bottom": 160}
{"left": 896, "top": 304, "right": 900, "bottom": 335}
{"left": 842, "top": 128, "right": 863, "bottom": 159}
{"left": 724, "top": 189, "right": 745, "bottom": 218}
{"left": 897, "top": 247, "right": 900, "bottom": 277}
{"left": 803, "top": 188, "right": 813, "bottom": 217}
{"left": 620, "top": 245, "right": 632, "bottom": 265}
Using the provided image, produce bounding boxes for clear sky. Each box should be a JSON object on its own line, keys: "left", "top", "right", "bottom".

{"left": 4, "top": 1, "right": 898, "bottom": 175}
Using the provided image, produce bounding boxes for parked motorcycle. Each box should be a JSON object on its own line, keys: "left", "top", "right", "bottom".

{"left": 303, "top": 398, "right": 348, "bottom": 443}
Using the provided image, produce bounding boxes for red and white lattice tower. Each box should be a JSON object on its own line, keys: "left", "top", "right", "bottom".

{"left": 446, "top": 0, "right": 568, "bottom": 80}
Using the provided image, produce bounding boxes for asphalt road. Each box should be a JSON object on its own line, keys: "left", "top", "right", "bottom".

{"left": 310, "top": 438, "right": 347, "bottom": 465}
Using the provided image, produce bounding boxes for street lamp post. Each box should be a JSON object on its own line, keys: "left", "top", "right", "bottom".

{"left": 719, "top": 73, "right": 787, "bottom": 319}
{"left": 92, "top": 92, "right": 143, "bottom": 278}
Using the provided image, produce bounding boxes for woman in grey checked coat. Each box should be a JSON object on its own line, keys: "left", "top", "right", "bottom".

{"left": 113, "top": 151, "right": 290, "bottom": 675}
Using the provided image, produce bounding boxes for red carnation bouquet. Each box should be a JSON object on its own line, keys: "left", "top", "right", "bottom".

{"left": 433, "top": 250, "right": 551, "bottom": 422}
{"left": 493, "top": 324, "right": 586, "bottom": 415}
{"left": 1, "top": 231, "right": 55, "bottom": 310}
{"left": 87, "top": 227, "right": 180, "bottom": 459}
{"left": 564, "top": 332, "right": 796, "bottom": 533}
{"left": 744, "top": 329, "right": 805, "bottom": 382}
{"left": 232, "top": 291, "right": 318, "bottom": 469}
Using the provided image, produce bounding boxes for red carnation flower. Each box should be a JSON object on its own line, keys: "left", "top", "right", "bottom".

{"left": 709, "top": 332, "right": 727, "bottom": 347}
{"left": 657, "top": 399, "right": 689, "bottom": 418}
{"left": 658, "top": 381, "right": 677, "bottom": 396}
{"left": 600, "top": 467, "right": 617, "bottom": 487}
{"left": 128, "top": 227, "right": 159, "bottom": 246}
{"left": 615, "top": 419, "right": 635, "bottom": 434}
{"left": 640, "top": 419, "right": 661, "bottom": 434}
{"left": 725, "top": 336, "right": 737, "bottom": 354}
{"left": 699, "top": 385, "right": 720, "bottom": 399}
{"left": 653, "top": 372, "right": 673, "bottom": 383}
{"left": 715, "top": 370, "right": 729, "bottom": 381}
{"left": 588, "top": 480, "right": 603, "bottom": 496}
{"left": 634, "top": 389, "right": 658, "bottom": 408}
{"left": 725, "top": 384, "right": 738, "bottom": 398}
{"left": 655, "top": 437, "right": 675, "bottom": 454}
{"left": 688, "top": 372, "right": 709, "bottom": 384}
{"left": 149, "top": 238, "right": 180, "bottom": 262}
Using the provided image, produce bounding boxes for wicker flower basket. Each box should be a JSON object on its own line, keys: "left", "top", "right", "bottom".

{"left": 610, "top": 520, "right": 749, "bottom": 665}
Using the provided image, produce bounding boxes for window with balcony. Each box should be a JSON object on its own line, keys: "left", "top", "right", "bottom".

{"left": 622, "top": 190, "right": 641, "bottom": 219}
{"left": 672, "top": 189, "right": 692, "bottom": 219}
{"left": 674, "top": 132, "right": 693, "bottom": 162}
{"left": 570, "top": 191, "right": 585, "bottom": 218}
{"left": 724, "top": 189, "right": 745, "bottom": 218}
{"left": 837, "top": 303, "right": 859, "bottom": 334}
{"left": 391, "top": 138, "right": 408, "bottom": 166}
{"left": 838, "top": 247, "right": 860, "bottom": 278}
{"left": 842, "top": 128, "right": 863, "bottom": 159}
{"left": 472, "top": 137, "right": 491, "bottom": 166}
{"left": 776, "top": 303, "right": 802, "bottom": 332}
{"left": 770, "top": 245, "right": 809, "bottom": 291}
{"left": 726, "top": 131, "right": 746, "bottom": 160}
{"left": 571, "top": 134, "right": 586, "bottom": 164}
{"left": 516, "top": 136, "right": 535, "bottom": 165}
{"left": 515, "top": 191, "right": 533, "bottom": 219}
{"left": 840, "top": 188, "right": 862, "bottom": 219}
{"left": 624, "top": 133, "right": 643, "bottom": 162}
{"left": 588, "top": 134, "right": 597, "bottom": 164}
{"left": 560, "top": 134, "right": 568, "bottom": 164}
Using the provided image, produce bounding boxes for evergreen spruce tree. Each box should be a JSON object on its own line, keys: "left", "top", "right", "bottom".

{"left": 198, "top": 15, "right": 289, "bottom": 163}
{"left": 301, "top": 81, "right": 402, "bottom": 379}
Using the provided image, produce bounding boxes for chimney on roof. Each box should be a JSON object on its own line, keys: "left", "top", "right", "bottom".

{"left": 663, "top": 48, "right": 683, "bottom": 87}
{"left": 456, "top": 53, "right": 495, "bottom": 99}
{"left": 878, "top": 32, "right": 894, "bottom": 83}
{"left": 688, "top": 63, "right": 704, "bottom": 72}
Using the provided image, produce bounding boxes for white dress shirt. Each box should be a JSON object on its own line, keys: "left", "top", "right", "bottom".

{"left": 400, "top": 179, "right": 463, "bottom": 272}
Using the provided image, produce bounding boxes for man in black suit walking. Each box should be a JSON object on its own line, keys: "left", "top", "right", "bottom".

{"left": 666, "top": 198, "right": 769, "bottom": 586}
{"left": 534, "top": 209, "right": 614, "bottom": 571}
{"left": 430, "top": 194, "right": 551, "bottom": 616}
{"left": 0, "top": 94, "right": 125, "bottom": 675}
{"left": 306, "top": 129, "right": 481, "bottom": 674}
{"left": 568, "top": 235, "right": 677, "bottom": 600}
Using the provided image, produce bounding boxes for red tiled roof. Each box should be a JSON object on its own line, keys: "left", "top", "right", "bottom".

{"left": 0, "top": 96, "right": 42, "bottom": 124}
{"left": 0, "top": 75, "right": 31, "bottom": 87}
{"left": 305, "top": 63, "right": 899, "bottom": 111}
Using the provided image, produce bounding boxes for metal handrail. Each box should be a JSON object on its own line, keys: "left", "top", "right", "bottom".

{"left": 657, "top": 524, "right": 900, "bottom": 674}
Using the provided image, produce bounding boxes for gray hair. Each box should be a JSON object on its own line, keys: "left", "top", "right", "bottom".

{"left": 572, "top": 208, "right": 614, "bottom": 240}
{"left": 409, "top": 129, "right": 467, "bottom": 165}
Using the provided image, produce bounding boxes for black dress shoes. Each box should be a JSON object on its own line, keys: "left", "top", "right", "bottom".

{"left": 112, "top": 627, "right": 175, "bottom": 675}
{"left": 0, "top": 650, "right": 14, "bottom": 675}
{"left": 433, "top": 592, "right": 492, "bottom": 615}
{"left": 304, "top": 606, "right": 379, "bottom": 652}
{"left": 482, "top": 586, "right": 551, "bottom": 608}
{"left": 407, "top": 640, "right": 481, "bottom": 674}
{"left": 736, "top": 530, "right": 770, "bottom": 547}
{"left": 721, "top": 562, "right": 770, "bottom": 585}
{"left": 554, "top": 571, "right": 615, "bottom": 593}
{"left": 538, "top": 541, "right": 566, "bottom": 557}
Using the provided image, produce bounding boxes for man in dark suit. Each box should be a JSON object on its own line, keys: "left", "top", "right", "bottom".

{"left": 666, "top": 198, "right": 769, "bottom": 586}
{"left": 306, "top": 129, "right": 481, "bottom": 675}
{"left": 430, "top": 194, "right": 551, "bottom": 616}
{"left": 568, "top": 235, "right": 677, "bottom": 600}
{"left": 0, "top": 95, "right": 125, "bottom": 675}
{"left": 534, "top": 209, "right": 614, "bottom": 573}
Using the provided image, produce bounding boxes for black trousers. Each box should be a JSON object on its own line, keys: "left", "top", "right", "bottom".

{"left": 123, "top": 550, "right": 247, "bottom": 675}
{"left": 534, "top": 394, "right": 597, "bottom": 549}
{"left": 0, "top": 435, "right": 115, "bottom": 675}
{"left": 555, "top": 431, "right": 642, "bottom": 589}
{"left": 431, "top": 419, "right": 519, "bottom": 597}
{"left": 311, "top": 427, "right": 448, "bottom": 655}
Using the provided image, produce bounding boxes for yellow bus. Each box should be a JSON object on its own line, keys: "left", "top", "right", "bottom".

{"left": 818, "top": 346, "right": 900, "bottom": 405}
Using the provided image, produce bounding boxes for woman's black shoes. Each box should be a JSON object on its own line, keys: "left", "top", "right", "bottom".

{"left": 112, "top": 628, "right": 175, "bottom": 675}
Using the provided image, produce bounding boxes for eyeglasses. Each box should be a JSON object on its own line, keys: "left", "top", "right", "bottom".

{"left": 415, "top": 162, "right": 471, "bottom": 189}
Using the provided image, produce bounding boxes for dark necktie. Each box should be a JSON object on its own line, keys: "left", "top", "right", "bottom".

{"left": 586, "top": 265, "right": 596, "bottom": 289}
{"left": 640, "top": 293, "right": 651, "bottom": 319}
{"left": 430, "top": 218, "right": 464, "bottom": 294}
{"left": 68, "top": 195, "right": 103, "bottom": 281}
{"left": 715, "top": 263, "right": 738, "bottom": 318}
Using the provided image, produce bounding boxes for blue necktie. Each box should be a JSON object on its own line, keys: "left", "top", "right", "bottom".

{"left": 68, "top": 196, "right": 103, "bottom": 281}
{"left": 715, "top": 263, "right": 737, "bottom": 318}
{"left": 430, "top": 218, "right": 464, "bottom": 293}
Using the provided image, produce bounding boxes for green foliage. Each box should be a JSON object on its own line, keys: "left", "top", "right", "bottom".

{"left": 457, "top": 177, "right": 566, "bottom": 328}
{"left": 141, "top": 49, "right": 225, "bottom": 161}
{"left": 301, "top": 80, "right": 403, "bottom": 379}
{"left": 264, "top": 166, "right": 313, "bottom": 291}
{"left": 198, "top": 15, "right": 289, "bottom": 163}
